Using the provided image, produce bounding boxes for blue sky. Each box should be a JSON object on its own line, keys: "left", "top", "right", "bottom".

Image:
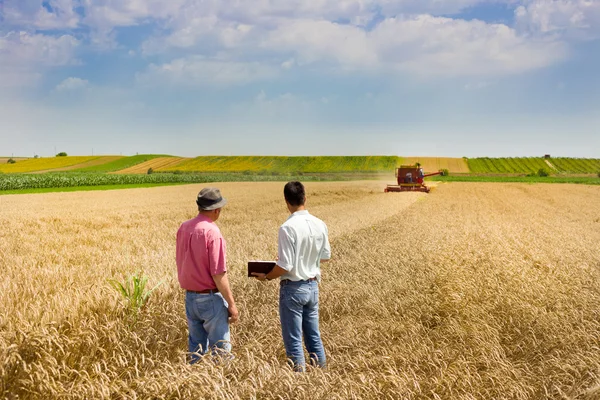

{"left": 1, "top": 0, "right": 599, "bottom": 158}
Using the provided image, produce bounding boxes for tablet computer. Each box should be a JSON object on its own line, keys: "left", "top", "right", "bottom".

{"left": 248, "top": 260, "right": 276, "bottom": 277}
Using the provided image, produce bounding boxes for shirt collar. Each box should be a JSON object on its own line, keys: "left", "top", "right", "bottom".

{"left": 290, "top": 210, "right": 309, "bottom": 218}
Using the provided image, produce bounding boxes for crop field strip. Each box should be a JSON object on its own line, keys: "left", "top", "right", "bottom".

{"left": 0, "top": 156, "right": 101, "bottom": 173}
{"left": 159, "top": 156, "right": 402, "bottom": 173}
{"left": 73, "top": 154, "right": 172, "bottom": 173}
{"left": 467, "top": 157, "right": 600, "bottom": 174}
{"left": 28, "top": 156, "right": 124, "bottom": 174}
{"left": 402, "top": 157, "right": 470, "bottom": 173}
{"left": 114, "top": 157, "right": 187, "bottom": 174}
{"left": 0, "top": 172, "right": 343, "bottom": 192}
{"left": 549, "top": 158, "right": 600, "bottom": 174}
{"left": 1, "top": 181, "right": 599, "bottom": 399}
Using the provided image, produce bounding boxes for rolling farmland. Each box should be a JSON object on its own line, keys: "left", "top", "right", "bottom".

{"left": 467, "top": 157, "right": 553, "bottom": 174}
{"left": 402, "top": 157, "right": 469, "bottom": 173}
{"left": 114, "top": 157, "right": 187, "bottom": 174}
{"left": 0, "top": 156, "right": 100, "bottom": 173}
{"left": 29, "top": 156, "right": 124, "bottom": 173}
{"left": 1, "top": 181, "right": 599, "bottom": 399}
{"left": 548, "top": 158, "right": 600, "bottom": 174}
{"left": 74, "top": 155, "right": 172, "bottom": 173}
{"left": 0, "top": 157, "right": 28, "bottom": 163}
{"left": 466, "top": 157, "right": 600, "bottom": 174}
{"left": 159, "top": 156, "right": 401, "bottom": 173}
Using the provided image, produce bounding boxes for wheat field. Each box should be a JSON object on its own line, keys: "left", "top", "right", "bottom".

{"left": 1, "top": 181, "right": 599, "bottom": 399}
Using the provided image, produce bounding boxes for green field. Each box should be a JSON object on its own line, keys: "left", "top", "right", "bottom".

{"left": 0, "top": 172, "right": 348, "bottom": 193}
{"left": 467, "top": 157, "right": 600, "bottom": 174}
{"left": 159, "top": 156, "right": 402, "bottom": 173}
{"left": 73, "top": 154, "right": 172, "bottom": 172}
{"left": 548, "top": 158, "right": 600, "bottom": 174}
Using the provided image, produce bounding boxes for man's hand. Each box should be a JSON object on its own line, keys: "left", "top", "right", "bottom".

{"left": 251, "top": 272, "right": 267, "bottom": 281}
{"left": 228, "top": 304, "right": 239, "bottom": 324}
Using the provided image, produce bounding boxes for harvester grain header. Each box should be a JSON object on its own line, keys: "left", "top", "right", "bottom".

{"left": 384, "top": 164, "right": 444, "bottom": 193}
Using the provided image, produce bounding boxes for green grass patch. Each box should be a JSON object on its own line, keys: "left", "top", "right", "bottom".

{"left": 73, "top": 154, "right": 172, "bottom": 172}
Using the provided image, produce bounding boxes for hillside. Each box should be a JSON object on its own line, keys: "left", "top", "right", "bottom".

{"left": 467, "top": 157, "right": 600, "bottom": 174}
{"left": 0, "top": 156, "right": 101, "bottom": 173}
{"left": 158, "top": 156, "right": 401, "bottom": 173}
{"left": 114, "top": 157, "right": 186, "bottom": 174}
{"left": 402, "top": 157, "right": 469, "bottom": 173}
{"left": 74, "top": 155, "right": 173, "bottom": 172}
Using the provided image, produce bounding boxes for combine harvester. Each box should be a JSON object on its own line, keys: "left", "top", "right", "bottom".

{"left": 384, "top": 164, "right": 444, "bottom": 193}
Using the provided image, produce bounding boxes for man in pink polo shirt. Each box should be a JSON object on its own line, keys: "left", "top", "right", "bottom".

{"left": 176, "top": 187, "right": 239, "bottom": 363}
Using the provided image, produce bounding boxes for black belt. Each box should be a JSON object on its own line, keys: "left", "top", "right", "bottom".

{"left": 187, "top": 288, "right": 219, "bottom": 294}
{"left": 280, "top": 277, "right": 317, "bottom": 285}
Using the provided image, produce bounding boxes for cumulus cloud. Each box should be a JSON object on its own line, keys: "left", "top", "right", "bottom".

{"left": 56, "top": 77, "right": 89, "bottom": 91}
{"left": 1, "top": 0, "right": 593, "bottom": 88}
{"left": 263, "top": 15, "right": 567, "bottom": 77}
{"left": 81, "top": 0, "right": 187, "bottom": 48}
{"left": 0, "top": 31, "right": 79, "bottom": 88}
{"left": 136, "top": 57, "right": 278, "bottom": 86}
{"left": 2, "top": 0, "right": 80, "bottom": 30}
{"left": 515, "top": 0, "right": 600, "bottom": 39}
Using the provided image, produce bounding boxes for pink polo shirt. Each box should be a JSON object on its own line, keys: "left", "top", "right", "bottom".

{"left": 176, "top": 214, "right": 227, "bottom": 291}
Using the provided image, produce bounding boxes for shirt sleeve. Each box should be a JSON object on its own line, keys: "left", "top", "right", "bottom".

{"left": 321, "top": 223, "right": 331, "bottom": 260}
{"left": 276, "top": 225, "right": 295, "bottom": 271}
{"left": 208, "top": 234, "right": 227, "bottom": 276}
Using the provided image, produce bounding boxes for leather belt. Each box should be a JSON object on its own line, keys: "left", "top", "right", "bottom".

{"left": 187, "top": 288, "right": 219, "bottom": 294}
{"left": 280, "top": 277, "right": 317, "bottom": 285}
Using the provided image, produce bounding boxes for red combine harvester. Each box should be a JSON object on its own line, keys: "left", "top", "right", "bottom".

{"left": 384, "top": 164, "right": 444, "bottom": 193}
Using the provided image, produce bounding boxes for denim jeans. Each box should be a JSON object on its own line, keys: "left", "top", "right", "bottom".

{"left": 185, "top": 290, "right": 230, "bottom": 364}
{"left": 279, "top": 280, "right": 326, "bottom": 370}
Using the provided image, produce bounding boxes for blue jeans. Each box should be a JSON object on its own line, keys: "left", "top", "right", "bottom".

{"left": 185, "top": 291, "right": 230, "bottom": 364}
{"left": 279, "top": 280, "right": 326, "bottom": 370}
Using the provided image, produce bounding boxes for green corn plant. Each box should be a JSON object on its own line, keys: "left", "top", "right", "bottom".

{"left": 108, "top": 271, "right": 163, "bottom": 315}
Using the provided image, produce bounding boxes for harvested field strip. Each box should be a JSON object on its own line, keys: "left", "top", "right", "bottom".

{"left": 0, "top": 156, "right": 100, "bottom": 173}
{"left": 2, "top": 182, "right": 600, "bottom": 398}
{"left": 114, "top": 157, "right": 187, "bottom": 174}
{"left": 159, "top": 156, "right": 401, "bottom": 173}
{"left": 402, "top": 157, "right": 469, "bottom": 173}
{"left": 75, "top": 154, "right": 171, "bottom": 172}
{"left": 29, "top": 156, "right": 124, "bottom": 173}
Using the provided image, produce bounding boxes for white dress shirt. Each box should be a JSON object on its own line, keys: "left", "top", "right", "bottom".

{"left": 276, "top": 210, "right": 331, "bottom": 282}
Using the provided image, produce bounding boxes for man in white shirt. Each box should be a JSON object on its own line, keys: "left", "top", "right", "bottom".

{"left": 252, "top": 181, "right": 331, "bottom": 371}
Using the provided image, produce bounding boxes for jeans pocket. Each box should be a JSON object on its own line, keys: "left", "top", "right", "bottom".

{"left": 213, "top": 293, "right": 228, "bottom": 315}
{"left": 290, "top": 287, "right": 311, "bottom": 305}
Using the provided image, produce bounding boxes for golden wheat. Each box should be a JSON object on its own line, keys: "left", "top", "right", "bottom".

{"left": 1, "top": 181, "right": 599, "bottom": 399}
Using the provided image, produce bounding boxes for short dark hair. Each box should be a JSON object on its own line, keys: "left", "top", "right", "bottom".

{"left": 284, "top": 181, "right": 305, "bottom": 206}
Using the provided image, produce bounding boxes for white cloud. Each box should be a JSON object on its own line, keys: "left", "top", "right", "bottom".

{"left": 263, "top": 19, "right": 376, "bottom": 68}
{"left": 262, "top": 15, "right": 567, "bottom": 77}
{"left": 0, "top": 31, "right": 79, "bottom": 88}
{"left": 515, "top": 0, "right": 600, "bottom": 39}
{"left": 81, "top": 0, "right": 187, "bottom": 48}
{"left": 56, "top": 77, "right": 89, "bottom": 91}
{"left": 2, "top": 0, "right": 80, "bottom": 30}
{"left": 136, "top": 57, "right": 278, "bottom": 86}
